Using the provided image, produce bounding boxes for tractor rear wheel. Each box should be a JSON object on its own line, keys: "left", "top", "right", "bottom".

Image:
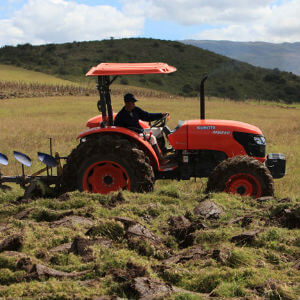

{"left": 60, "top": 135, "right": 154, "bottom": 194}
{"left": 206, "top": 156, "right": 274, "bottom": 198}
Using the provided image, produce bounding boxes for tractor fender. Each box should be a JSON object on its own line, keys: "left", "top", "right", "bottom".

{"left": 77, "top": 126, "right": 159, "bottom": 170}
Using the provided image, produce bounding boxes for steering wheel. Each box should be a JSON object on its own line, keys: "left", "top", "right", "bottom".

{"left": 150, "top": 113, "right": 169, "bottom": 128}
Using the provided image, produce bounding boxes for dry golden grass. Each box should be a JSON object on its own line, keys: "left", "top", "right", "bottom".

{"left": 0, "top": 64, "right": 75, "bottom": 85}
{"left": 0, "top": 90, "right": 299, "bottom": 199}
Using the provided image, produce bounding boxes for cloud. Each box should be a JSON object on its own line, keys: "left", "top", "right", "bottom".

{"left": 0, "top": 0, "right": 144, "bottom": 46}
{"left": 122, "top": 0, "right": 273, "bottom": 25}
{"left": 192, "top": 0, "right": 300, "bottom": 42}
{"left": 0, "top": 0, "right": 298, "bottom": 45}
{"left": 122, "top": 0, "right": 300, "bottom": 42}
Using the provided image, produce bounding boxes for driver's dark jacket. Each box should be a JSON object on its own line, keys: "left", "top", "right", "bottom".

{"left": 114, "top": 106, "right": 163, "bottom": 133}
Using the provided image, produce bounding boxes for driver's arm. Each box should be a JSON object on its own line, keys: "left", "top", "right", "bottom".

{"left": 136, "top": 107, "right": 163, "bottom": 122}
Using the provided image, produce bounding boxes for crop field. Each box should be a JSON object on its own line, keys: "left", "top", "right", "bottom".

{"left": 0, "top": 84, "right": 299, "bottom": 299}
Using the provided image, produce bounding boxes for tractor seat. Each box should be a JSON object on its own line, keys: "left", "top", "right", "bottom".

{"left": 144, "top": 127, "right": 163, "bottom": 138}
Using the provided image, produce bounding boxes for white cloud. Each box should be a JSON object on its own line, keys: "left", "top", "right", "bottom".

{"left": 0, "top": 0, "right": 299, "bottom": 45}
{"left": 122, "top": 0, "right": 273, "bottom": 25}
{"left": 122, "top": 0, "right": 300, "bottom": 42}
{"left": 0, "top": 0, "right": 144, "bottom": 46}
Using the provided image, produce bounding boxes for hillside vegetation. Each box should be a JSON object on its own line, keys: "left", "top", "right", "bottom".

{"left": 0, "top": 38, "right": 300, "bottom": 103}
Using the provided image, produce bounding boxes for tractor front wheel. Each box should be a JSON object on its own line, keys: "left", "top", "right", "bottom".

{"left": 61, "top": 135, "right": 154, "bottom": 194}
{"left": 206, "top": 156, "right": 274, "bottom": 198}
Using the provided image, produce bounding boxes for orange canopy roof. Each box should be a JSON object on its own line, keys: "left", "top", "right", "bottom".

{"left": 86, "top": 62, "right": 177, "bottom": 76}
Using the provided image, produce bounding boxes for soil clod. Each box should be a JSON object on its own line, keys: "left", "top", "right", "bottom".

{"left": 131, "top": 277, "right": 174, "bottom": 300}
{"left": 163, "top": 246, "right": 208, "bottom": 265}
{"left": 14, "top": 208, "right": 34, "bottom": 220}
{"left": 17, "top": 257, "right": 89, "bottom": 280}
{"left": 231, "top": 229, "right": 262, "bottom": 245}
{"left": 168, "top": 215, "right": 206, "bottom": 248}
{"left": 50, "top": 215, "right": 94, "bottom": 228}
{"left": 193, "top": 200, "right": 223, "bottom": 219}
{"left": 0, "top": 234, "right": 24, "bottom": 252}
{"left": 108, "top": 192, "right": 126, "bottom": 207}
{"left": 271, "top": 205, "right": 300, "bottom": 229}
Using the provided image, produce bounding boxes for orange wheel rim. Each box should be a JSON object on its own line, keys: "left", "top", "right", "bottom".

{"left": 82, "top": 161, "right": 130, "bottom": 194}
{"left": 225, "top": 173, "right": 262, "bottom": 197}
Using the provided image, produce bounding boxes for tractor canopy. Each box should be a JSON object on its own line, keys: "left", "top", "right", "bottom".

{"left": 86, "top": 62, "right": 177, "bottom": 76}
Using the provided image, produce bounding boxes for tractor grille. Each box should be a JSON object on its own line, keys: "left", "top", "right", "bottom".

{"left": 233, "top": 132, "right": 266, "bottom": 158}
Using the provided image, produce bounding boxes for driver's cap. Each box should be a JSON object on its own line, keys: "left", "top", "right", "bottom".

{"left": 124, "top": 93, "right": 138, "bottom": 103}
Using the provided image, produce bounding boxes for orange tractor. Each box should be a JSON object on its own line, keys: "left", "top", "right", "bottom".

{"left": 0, "top": 62, "right": 286, "bottom": 198}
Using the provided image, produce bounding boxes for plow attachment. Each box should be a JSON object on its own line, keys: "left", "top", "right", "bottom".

{"left": 0, "top": 150, "right": 63, "bottom": 198}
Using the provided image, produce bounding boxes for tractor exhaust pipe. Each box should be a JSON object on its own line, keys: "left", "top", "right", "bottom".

{"left": 200, "top": 74, "right": 208, "bottom": 120}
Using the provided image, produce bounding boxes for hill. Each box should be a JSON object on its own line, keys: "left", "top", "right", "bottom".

{"left": 0, "top": 64, "right": 96, "bottom": 99}
{"left": 182, "top": 40, "right": 300, "bottom": 76}
{"left": 0, "top": 64, "right": 78, "bottom": 85}
{"left": 0, "top": 38, "right": 300, "bottom": 103}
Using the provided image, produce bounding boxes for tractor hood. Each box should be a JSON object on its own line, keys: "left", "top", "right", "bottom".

{"left": 187, "top": 119, "right": 263, "bottom": 135}
{"left": 168, "top": 119, "right": 265, "bottom": 160}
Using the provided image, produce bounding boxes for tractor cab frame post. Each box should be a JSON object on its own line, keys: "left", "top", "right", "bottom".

{"left": 96, "top": 75, "right": 118, "bottom": 127}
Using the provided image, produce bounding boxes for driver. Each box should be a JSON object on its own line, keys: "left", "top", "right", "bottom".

{"left": 114, "top": 93, "right": 169, "bottom": 164}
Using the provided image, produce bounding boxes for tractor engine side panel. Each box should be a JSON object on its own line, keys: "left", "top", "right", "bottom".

{"left": 168, "top": 121, "right": 188, "bottom": 149}
{"left": 187, "top": 120, "right": 265, "bottom": 161}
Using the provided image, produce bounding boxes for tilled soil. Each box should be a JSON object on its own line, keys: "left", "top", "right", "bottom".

{"left": 0, "top": 191, "right": 299, "bottom": 299}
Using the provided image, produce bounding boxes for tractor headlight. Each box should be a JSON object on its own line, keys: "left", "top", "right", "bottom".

{"left": 253, "top": 136, "right": 266, "bottom": 145}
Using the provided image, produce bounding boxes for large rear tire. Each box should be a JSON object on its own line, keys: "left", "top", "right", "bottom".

{"left": 61, "top": 135, "right": 154, "bottom": 194}
{"left": 206, "top": 156, "right": 274, "bottom": 198}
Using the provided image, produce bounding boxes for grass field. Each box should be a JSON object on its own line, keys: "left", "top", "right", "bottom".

{"left": 0, "top": 64, "right": 77, "bottom": 85}
{"left": 0, "top": 90, "right": 299, "bottom": 199}
{"left": 0, "top": 85, "right": 299, "bottom": 299}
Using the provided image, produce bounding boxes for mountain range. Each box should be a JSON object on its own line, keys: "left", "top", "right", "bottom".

{"left": 182, "top": 40, "right": 300, "bottom": 75}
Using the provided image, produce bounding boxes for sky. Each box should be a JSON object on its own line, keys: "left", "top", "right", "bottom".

{"left": 0, "top": 0, "right": 299, "bottom": 47}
